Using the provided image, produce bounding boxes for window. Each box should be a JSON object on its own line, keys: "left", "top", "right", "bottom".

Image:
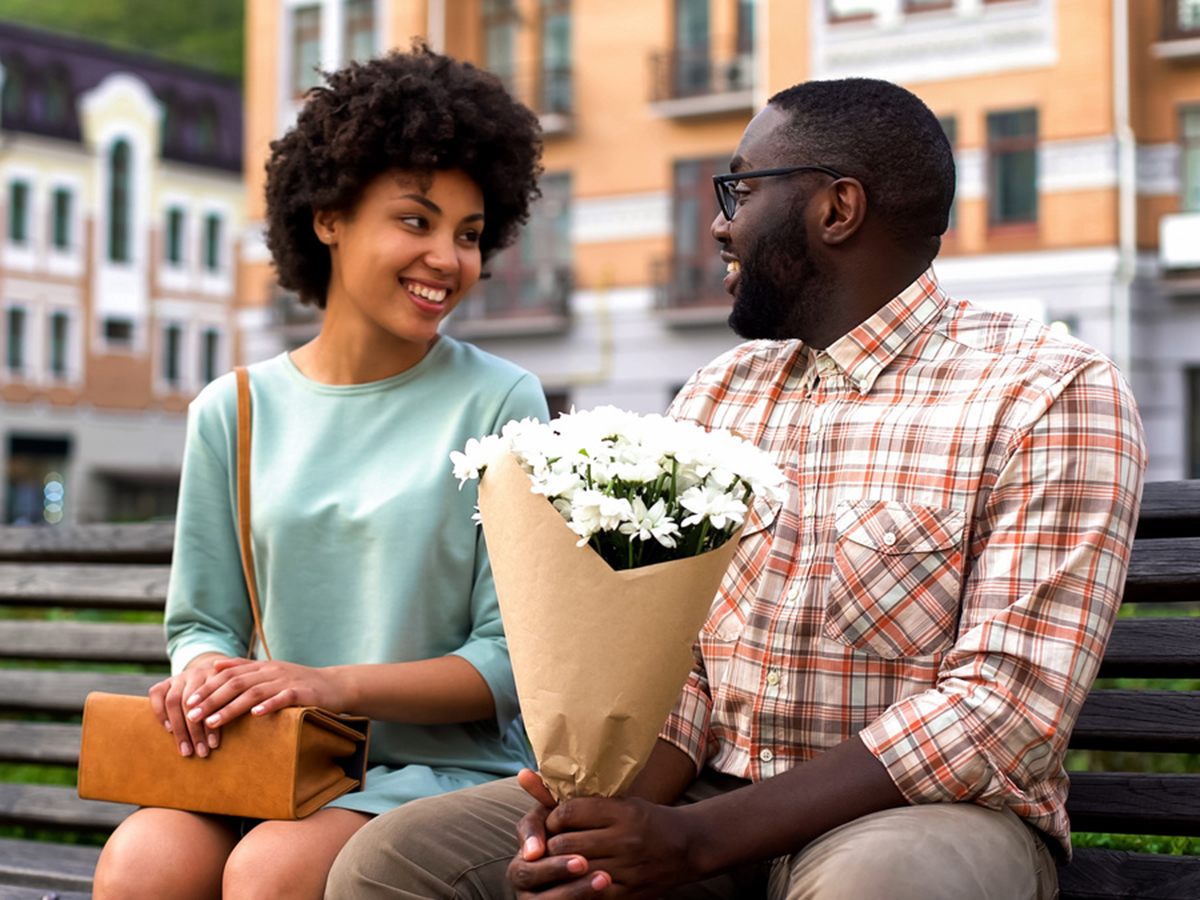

{"left": 109, "top": 140, "right": 132, "bottom": 262}
{"left": 193, "top": 101, "right": 219, "bottom": 154}
{"left": 163, "top": 324, "right": 182, "bottom": 386}
{"left": 661, "top": 156, "right": 729, "bottom": 308}
{"left": 736, "top": 0, "right": 755, "bottom": 55}
{"left": 938, "top": 116, "right": 957, "bottom": 232}
{"left": 202, "top": 328, "right": 221, "bottom": 384}
{"left": 292, "top": 4, "right": 323, "bottom": 97}
{"left": 165, "top": 207, "right": 185, "bottom": 265}
{"left": 905, "top": 0, "right": 953, "bottom": 11}
{"left": 674, "top": 0, "right": 710, "bottom": 97}
{"left": 48, "top": 312, "right": 69, "bottom": 377}
{"left": 344, "top": 0, "right": 377, "bottom": 62}
{"left": 540, "top": 0, "right": 572, "bottom": 114}
{"left": 483, "top": 0, "right": 519, "bottom": 91}
{"left": 9, "top": 181, "right": 30, "bottom": 245}
{"left": 987, "top": 109, "right": 1038, "bottom": 226}
{"left": 43, "top": 65, "right": 70, "bottom": 127}
{"left": 103, "top": 317, "right": 134, "bottom": 347}
{"left": 1, "top": 56, "right": 26, "bottom": 121}
{"left": 52, "top": 188, "right": 72, "bottom": 250}
{"left": 204, "top": 214, "right": 222, "bottom": 272}
{"left": 5, "top": 308, "right": 26, "bottom": 373}
{"left": 1183, "top": 106, "right": 1200, "bottom": 213}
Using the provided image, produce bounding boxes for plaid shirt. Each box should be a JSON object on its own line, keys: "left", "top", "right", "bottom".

{"left": 661, "top": 270, "right": 1146, "bottom": 855}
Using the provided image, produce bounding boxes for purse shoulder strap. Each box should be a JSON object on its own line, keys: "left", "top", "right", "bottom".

{"left": 234, "top": 366, "right": 272, "bottom": 661}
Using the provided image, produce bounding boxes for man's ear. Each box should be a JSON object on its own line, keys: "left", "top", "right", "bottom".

{"left": 313, "top": 208, "right": 339, "bottom": 246}
{"left": 819, "top": 178, "right": 867, "bottom": 246}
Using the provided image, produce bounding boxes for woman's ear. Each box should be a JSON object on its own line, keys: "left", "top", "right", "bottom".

{"left": 820, "top": 178, "right": 867, "bottom": 246}
{"left": 312, "top": 209, "right": 339, "bottom": 247}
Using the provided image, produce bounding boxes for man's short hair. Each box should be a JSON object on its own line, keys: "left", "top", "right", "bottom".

{"left": 768, "top": 78, "right": 955, "bottom": 262}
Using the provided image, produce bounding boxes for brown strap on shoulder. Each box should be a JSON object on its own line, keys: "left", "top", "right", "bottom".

{"left": 234, "top": 366, "right": 272, "bottom": 661}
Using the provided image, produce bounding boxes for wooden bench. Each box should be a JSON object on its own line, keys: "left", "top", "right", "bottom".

{"left": 0, "top": 483, "right": 1196, "bottom": 898}
{"left": 0, "top": 523, "right": 171, "bottom": 899}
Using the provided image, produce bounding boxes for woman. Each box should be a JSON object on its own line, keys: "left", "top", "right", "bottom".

{"left": 94, "top": 45, "right": 547, "bottom": 900}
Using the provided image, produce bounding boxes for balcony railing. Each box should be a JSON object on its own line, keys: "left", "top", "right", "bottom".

{"left": 1163, "top": 0, "right": 1200, "bottom": 41}
{"left": 653, "top": 255, "right": 732, "bottom": 324}
{"left": 648, "top": 48, "right": 754, "bottom": 105}
{"left": 450, "top": 264, "right": 571, "bottom": 336}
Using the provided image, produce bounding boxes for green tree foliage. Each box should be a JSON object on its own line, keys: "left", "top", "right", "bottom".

{"left": 1, "top": 0, "right": 243, "bottom": 80}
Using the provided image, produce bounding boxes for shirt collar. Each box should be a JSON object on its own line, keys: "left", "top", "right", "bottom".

{"left": 818, "top": 268, "right": 947, "bottom": 395}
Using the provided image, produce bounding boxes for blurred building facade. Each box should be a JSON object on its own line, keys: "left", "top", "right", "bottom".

{"left": 0, "top": 22, "right": 243, "bottom": 523}
{"left": 239, "top": 0, "right": 1200, "bottom": 480}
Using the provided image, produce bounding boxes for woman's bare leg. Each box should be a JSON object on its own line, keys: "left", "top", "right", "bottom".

{"left": 93, "top": 807, "right": 239, "bottom": 900}
{"left": 223, "top": 807, "right": 372, "bottom": 900}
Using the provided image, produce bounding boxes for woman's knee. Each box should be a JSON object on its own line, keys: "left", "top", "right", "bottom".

{"left": 93, "top": 808, "right": 235, "bottom": 900}
{"left": 224, "top": 809, "right": 369, "bottom": 900}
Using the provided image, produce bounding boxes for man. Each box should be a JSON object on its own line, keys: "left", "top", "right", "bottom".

{"left": 327, "top": 78, "right": 1145, "bottom": 900}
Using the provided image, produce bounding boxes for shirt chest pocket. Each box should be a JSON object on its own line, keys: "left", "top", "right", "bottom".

{"left": 825, "top": 499, "right": 966, "bottom": 659}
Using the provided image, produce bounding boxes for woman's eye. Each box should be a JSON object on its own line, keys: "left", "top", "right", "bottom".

{"left": 399, "top": 215, "right": 427, "bottom": 229}
{"left": 459, "top": 230, "right": 482, "bottom": 244}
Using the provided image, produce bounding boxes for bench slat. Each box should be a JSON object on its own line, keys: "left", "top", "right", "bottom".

{"left": 0, "top": 562, "right": 169, "bottom": 610}
{"left": 1067, "top": 772, "right": 1200, "bottom": 836}
{"left": 0, "top": 523, "right": 173, "bottom": 564}
{"left": 0, "top": 887, "right": 93, "bottom": 900}
{"left": 0, "top": 722, "right": 81, "bottom": 766}
{"left": 1071, "top": 690, "right": 1200, "bottom": 753}
{"left": 0, "top": 783, "right": 132, "bottom": 831}
{"left": 0, "top": 670, "right": 160, "bottom": 714}
{"left": 1121, "top": 538, "right": 1200, "bottom": 605}
{"left": 1058, "top": 848, "right": 1200, "bottom": 900}
{"left": 1098, "top": 617, "right": 1200, "bottom": 678}
{"left": 0, "top": 836, "right": 101, "bottom": 896}
{"left": 1136, "top": 481, "right": 1200, "bottom": 540}
{"left": 0, "top": 621, "right": 168, "bottom": 664}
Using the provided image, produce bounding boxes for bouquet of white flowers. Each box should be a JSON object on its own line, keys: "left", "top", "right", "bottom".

{"left": 452, "top": 407, "right": 785, "bottom": 800}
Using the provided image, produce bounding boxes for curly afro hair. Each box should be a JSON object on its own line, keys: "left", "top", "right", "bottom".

{"left": 265, "top": 43, "right": 543, "bottom": 307}
{"left": 768, "top": 78, "right": 955, "bottom": 264}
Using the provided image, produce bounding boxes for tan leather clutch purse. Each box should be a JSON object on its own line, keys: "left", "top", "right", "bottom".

{"left": 78, "top": 692, "right": 370, "bottom": 819}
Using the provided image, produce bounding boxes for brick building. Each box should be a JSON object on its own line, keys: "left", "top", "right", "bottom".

{"left": 0, "top": 22, "right": 243, "bottom": 523}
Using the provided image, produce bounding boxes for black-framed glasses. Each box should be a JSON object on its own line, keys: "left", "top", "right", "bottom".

{"left": 712, "top": 165, "right": 847, "bottom": 221}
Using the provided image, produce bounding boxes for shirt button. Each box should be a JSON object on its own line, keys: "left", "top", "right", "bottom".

{"left": 759, "top": 748, "right": 774, "bottom": 762}
{"left": 766, "top": 670, "right": 780, "bottom": 686}
{"left": 787, "top": 584, "right": 801, "bottom": 602}
{"left": 883, "top": 531, "right": 897, "bottom": 547}
{"left": 803, "top": 502, "right": 815, "bottom": 518}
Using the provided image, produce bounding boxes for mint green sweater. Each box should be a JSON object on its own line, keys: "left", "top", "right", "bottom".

{"left": 165, "top": 338, "right": 547, "bottom": 813}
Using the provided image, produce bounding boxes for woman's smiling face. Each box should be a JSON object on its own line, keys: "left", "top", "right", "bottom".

{"left": 316, "top": 167, "right": 485, "bottom": 352}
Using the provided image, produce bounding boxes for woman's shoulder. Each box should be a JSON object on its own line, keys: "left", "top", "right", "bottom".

{"left": 188, "top": 355, "right": 290, "bottom": 425}
{"left": 434, "top": 337, "right": 541, "bottom": 389}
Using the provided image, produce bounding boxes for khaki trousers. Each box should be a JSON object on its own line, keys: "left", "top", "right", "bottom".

{"left": 326, "top": 771, "right": 1059, "bottom": 900}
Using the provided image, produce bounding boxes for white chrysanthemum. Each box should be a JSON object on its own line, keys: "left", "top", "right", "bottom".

{"left": 449, "top": 434, "right": 509, "bottom": 488}
{"left": 619, "top": 497, "right": 680, "bottom": 548}
{"left": 679, "top": 483, "right": 748, "bottom": 531}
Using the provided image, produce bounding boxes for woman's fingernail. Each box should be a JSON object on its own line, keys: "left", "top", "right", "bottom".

{"left": 195, "top": 743, "right": 208, "bottom": 758}
{"left": 185, "top": 693, "right": 201, "bottom": 706}
{"left": 163, "top": 720, "right": 172, "bottom": 732}
{"left": 251, "top": 704, "right": 265, "bottom": 715}
{"left": 186, "top": 707, "right": 203, "bottom": 722}
{"left": 207, "top": 733, "right": 220, "bottom": 749}
{"left": 179, "top": 742, "right": 192, "bottom": 756}
{"left": 523, "top": 836, "right": 539, "bottom": 860}
{"left": 567, "top": 857, "right": 586, "bottom": 874}
{"left": 205, "top": 713, "right": 221, "bottom": 726}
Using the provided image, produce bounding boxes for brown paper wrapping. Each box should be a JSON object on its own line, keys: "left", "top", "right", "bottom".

{"left": 479, "top": 452, "right": 739, "bottom": 801}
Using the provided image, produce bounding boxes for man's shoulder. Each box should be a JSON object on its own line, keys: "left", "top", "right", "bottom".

{"left": 690, "top": 340, "right": 799, "bottom": 385}
{"left": 936, "top": 297, "right": 1111, "bottom": 382}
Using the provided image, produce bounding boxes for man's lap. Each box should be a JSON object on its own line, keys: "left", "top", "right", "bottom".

{"left": 326, "top": 773, "right": 1057, "bottom": 900}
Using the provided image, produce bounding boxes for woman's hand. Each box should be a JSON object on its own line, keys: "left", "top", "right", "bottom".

{"left": 179, "top": 658, "right": 353, "bottom": 733}
{"left": 148, "top": 653, "right": 228, "bottom": 758}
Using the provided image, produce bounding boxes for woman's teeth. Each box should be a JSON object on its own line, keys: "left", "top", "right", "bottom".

{"left": 727, "top": 261, "right": 741, "bottom": 274}
{"left": 404, "top": 281, "right": 447, "bottom": 303}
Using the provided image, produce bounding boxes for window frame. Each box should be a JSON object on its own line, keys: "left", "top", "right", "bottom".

{"left": 1182, "top": 104, "right": 1200, "bottom": 214}
{"left": 48, "top": 310, "right": 70, "bottom": 379}
{"left": 5, "top": 306, "right": 28, "bottom": 374}
{"left": 51, "top": 187, "right": 72, "bottom": 251}
{"left": 108, "top": 139, "right": 132, "bottom": 263}
{"left": 204, "top": 213, "right": 222, "bottom": 273}
{"left": 8, "top": 180, "right": 31, "bottom": 246}
{"left": 986, "top": 108, "right": 1039, "bottom": 228}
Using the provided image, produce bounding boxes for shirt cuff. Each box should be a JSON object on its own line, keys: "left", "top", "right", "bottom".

{"left": 450, "top": 640, "right": 522, "bottom": 738}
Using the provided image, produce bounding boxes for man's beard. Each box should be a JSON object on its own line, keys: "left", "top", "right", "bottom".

{"left": 727, "top": 215, "right": 830, "bottom": 342}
